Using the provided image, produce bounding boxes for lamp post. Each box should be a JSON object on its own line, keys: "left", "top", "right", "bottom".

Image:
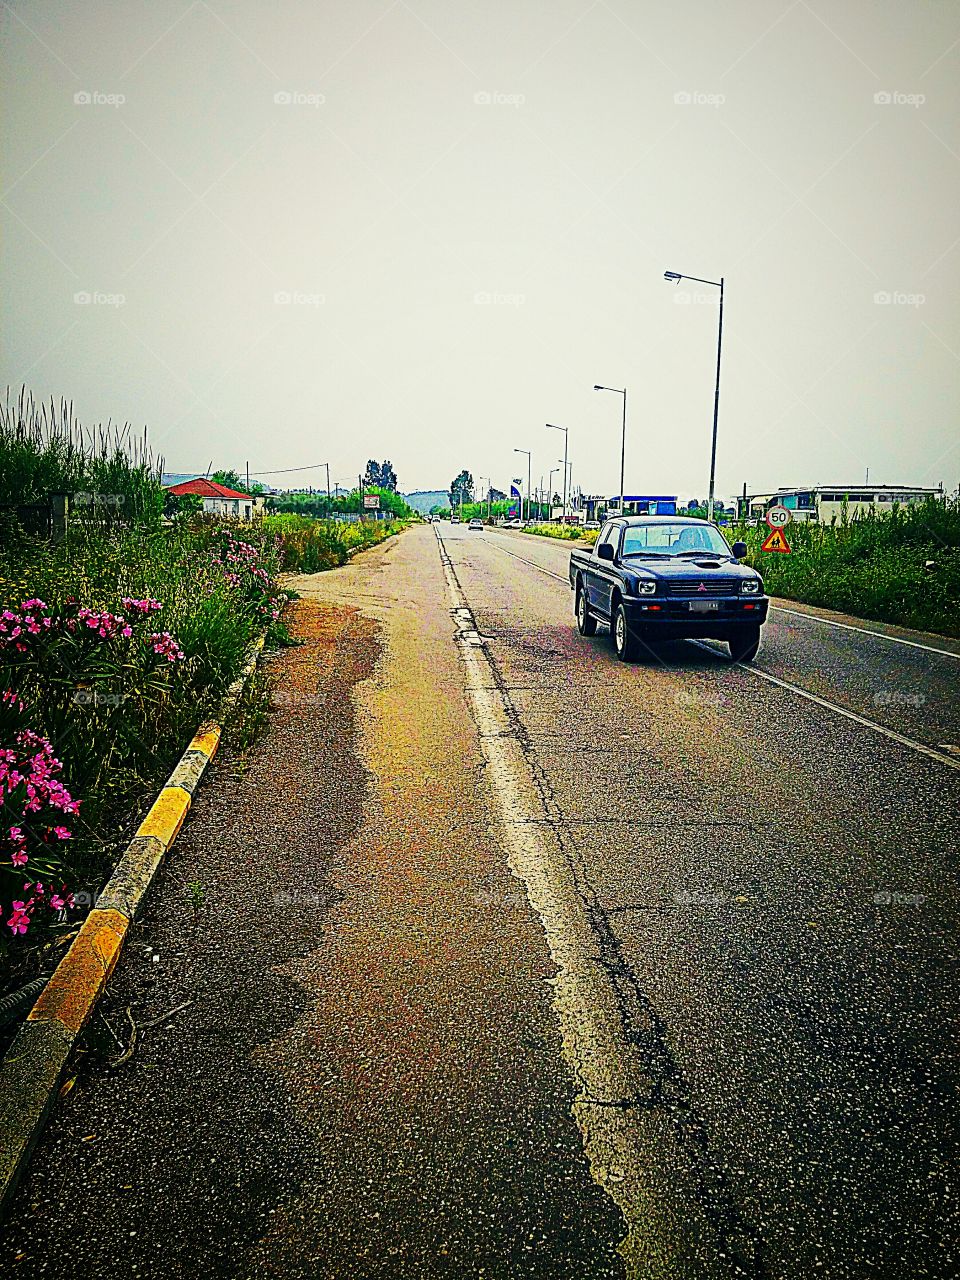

{"left": 560, "top": 459, "right": 573, "bottom": 513}
{"left": 593, "top": 385, "right": 626, "bottom": 515}
{"left": 664, "top": 269, "right": 724, "bottom": 523}
{"left": 545, "top": 423, "right": 569, "bottom": 523}
{"left": 547, "top": 467, "right": 558, "bottom": 519}
{"left": 514, "top": 448, "right": 531, "bottom": 522}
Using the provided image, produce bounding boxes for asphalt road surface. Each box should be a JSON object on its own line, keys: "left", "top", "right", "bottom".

{"left": 3, "top": 523, "right": 957, "bottom": 1279}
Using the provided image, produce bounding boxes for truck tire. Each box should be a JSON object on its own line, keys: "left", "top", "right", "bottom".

{"left": 613, "top": 602, "right": 640, "bottom": 662}
{"left": 729, "top": 625, "right": 761, "bottom": 663}
{"left": 576, "top": 585, "right": 597, "bottom": 636}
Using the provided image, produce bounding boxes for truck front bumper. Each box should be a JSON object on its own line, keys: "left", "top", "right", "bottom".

{"left": 621, "top": 596, "right": 769, "bottom": 636}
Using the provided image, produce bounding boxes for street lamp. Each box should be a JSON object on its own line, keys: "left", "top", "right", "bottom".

{"left": 547, "top": 467, "right": 558, "bottom": 519}
{"left": 514, "top": 448, "right": 531, "bottom": 522}
{"left": 593, "top": 385, "right": 626, "bottom": 515}
{"left": 664, "top": 269, "right": 724, "bottom": 523}
{"left": 545, "top": 423, "right": 569, "bottom": 523}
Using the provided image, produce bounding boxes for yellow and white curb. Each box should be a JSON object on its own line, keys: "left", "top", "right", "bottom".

{"left": 0, "top": 637, "right": 264, "bottom": 1215}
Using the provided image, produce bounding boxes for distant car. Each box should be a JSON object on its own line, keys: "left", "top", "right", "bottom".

{"left": 468, "top": 518, "right": 483, "bottom": 530}
{"left": 451, "top": 514, "right": 461, "bottom": 524}
{"left": 505, "top": 519, "right": 522, "bottom": 528}
{"left": 584, "top": 520, "right": 601, "bottom": 530}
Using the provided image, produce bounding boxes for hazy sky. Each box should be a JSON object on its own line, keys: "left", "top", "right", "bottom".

{"left": 2, "top": 0, "right": 958, "bottom": 502}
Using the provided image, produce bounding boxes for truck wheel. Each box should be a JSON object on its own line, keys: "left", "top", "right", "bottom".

{"left": 729, "top": 625, "right": 761, "bottom": 663}
{"left": 576, "top": 586, "right": 597, "bottom": 636}
{"left": 613, "top": 602, "right": 640, "bottom": 662}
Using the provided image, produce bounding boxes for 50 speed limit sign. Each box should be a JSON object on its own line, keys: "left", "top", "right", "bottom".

{"left": 765, "top": 504, "right": 791, "bottom": 529}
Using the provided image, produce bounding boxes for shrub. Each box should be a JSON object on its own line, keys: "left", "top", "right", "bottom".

{"left": 731, "top": 497, "right": 960, "bottom": 636}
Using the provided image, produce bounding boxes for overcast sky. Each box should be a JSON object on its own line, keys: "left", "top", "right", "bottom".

{"left": 2, "top": 0, "right": 958, "bottom": 502}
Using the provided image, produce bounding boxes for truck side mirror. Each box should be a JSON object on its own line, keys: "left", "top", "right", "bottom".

{"left": 597, "top": 543, "right": 614, "bottom": 561}
{"left": 731, "top": 540, "right": 748, "bottom": 559}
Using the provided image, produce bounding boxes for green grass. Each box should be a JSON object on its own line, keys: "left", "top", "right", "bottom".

{"left": 522, "top": 523, "right": 599, "bottom": 545}
{"left": 732, "top": 497, "right": 960, "bottom": 636}
{"left": 263, "top": 513, "right": 408, "bottom": 572}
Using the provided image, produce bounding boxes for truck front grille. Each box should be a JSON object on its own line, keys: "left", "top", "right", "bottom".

{"left": 664, "top": 578, "right": 739, "bottom": 597}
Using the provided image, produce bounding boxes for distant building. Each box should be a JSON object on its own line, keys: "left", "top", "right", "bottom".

{"left": 737, "top": 484, "right": 943, "bottom": 523}
{"left": 165, "top": 477, "right": 261, "bottom": 521}
{"left": 580, "top": 494, "right": 678, "bottom": 522}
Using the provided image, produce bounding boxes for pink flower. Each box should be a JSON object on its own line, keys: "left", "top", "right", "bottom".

{"left": 52, "top": 826, "right": 72, "bottom": 840}
{"left": 49, "top": 893, "right": 66, "bottom": 910}
{"left": 147, "top": 631, "right": 185, "bottom": 662}
{"left": 7, "top": 901, "right": 31, "bottom": 936}
{"left": 11, "top": 850, "right": 28, "bottom": 868}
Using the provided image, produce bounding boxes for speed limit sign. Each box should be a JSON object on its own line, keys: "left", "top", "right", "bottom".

{"left": 765, "top": 504, "right": 791, "bottom": 529}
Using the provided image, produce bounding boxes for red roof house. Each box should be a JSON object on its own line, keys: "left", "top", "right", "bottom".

{"left": 165, "top": 478, "right": 259, "bottom": 520}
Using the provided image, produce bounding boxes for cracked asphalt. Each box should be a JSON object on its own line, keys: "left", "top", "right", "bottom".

{"left": 1, "top": 522, "right": 958, "bottom": 1279}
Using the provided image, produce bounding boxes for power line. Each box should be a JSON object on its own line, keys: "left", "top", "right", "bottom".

{"left": 247, "top": 462, "right": 328, "bottom": 476}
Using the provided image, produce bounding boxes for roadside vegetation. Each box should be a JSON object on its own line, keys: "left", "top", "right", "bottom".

{"left": 0, "top": 392, "right": 407, "bottom": 991}
{"left": 265, "top": 512, "right": 408, "bottom": 572}
{"left": 521, "top": 523, "right": 598, "bottom": 545}
{"left": 732, "top": 497, "right": 960, "bottom": 637}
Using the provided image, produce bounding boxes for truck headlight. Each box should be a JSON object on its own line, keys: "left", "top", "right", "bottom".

{"left": 740, "top": 579, "right": 761, "bottom": 594}
{"left": 638, "top": 581, "right": 657, "bottom": 595}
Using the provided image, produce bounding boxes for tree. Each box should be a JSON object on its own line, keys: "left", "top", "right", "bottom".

{"left": 488, "top": 486, "right": 506, "bottom": 501}
{"left": 211, "top": 469, "right": 247, "bottom": 492}
{"left": 363, "top": 460, "right": 399, "bottom": 493}
{"left": 449, "top": 470, "right": 474, "bottom": 510}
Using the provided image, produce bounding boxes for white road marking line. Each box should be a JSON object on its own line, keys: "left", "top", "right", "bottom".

{"left": 769, "top": 604, "right": 960, "bottom": 660}
{"left": 488, "top": 535, "right": 960, "bottom": 662}
{"left": 453, "top": 529, "right": 960, "bottom": 775}
{"left": 435, "top": 525, "right": 737, "bottom": 1271}
{"left": 478, "top": 535, "right": 570, "bottom": 581}
{"left": 691, "top": 641, "right": 960, "bottom": 773}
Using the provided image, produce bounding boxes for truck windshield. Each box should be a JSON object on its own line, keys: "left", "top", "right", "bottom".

{"left": 621, "top": 523, "right": 731, "bottom": 558}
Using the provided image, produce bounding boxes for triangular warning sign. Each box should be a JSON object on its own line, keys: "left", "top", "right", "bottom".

{"left": 761, "top": 528, "right": 791, "bottom": 553}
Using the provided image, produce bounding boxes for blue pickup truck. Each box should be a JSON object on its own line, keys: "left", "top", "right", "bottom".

{"left": 568, "top": 516, "right": 768, "bottom": 662}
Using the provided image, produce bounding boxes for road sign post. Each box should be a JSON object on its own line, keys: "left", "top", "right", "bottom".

{"left": 765, "top": 504, "right": 791, "bottom": 530}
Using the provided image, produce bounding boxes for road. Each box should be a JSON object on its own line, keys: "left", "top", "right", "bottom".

{"left": 2, "top": 522, "right": 958, "bottom": 1279}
